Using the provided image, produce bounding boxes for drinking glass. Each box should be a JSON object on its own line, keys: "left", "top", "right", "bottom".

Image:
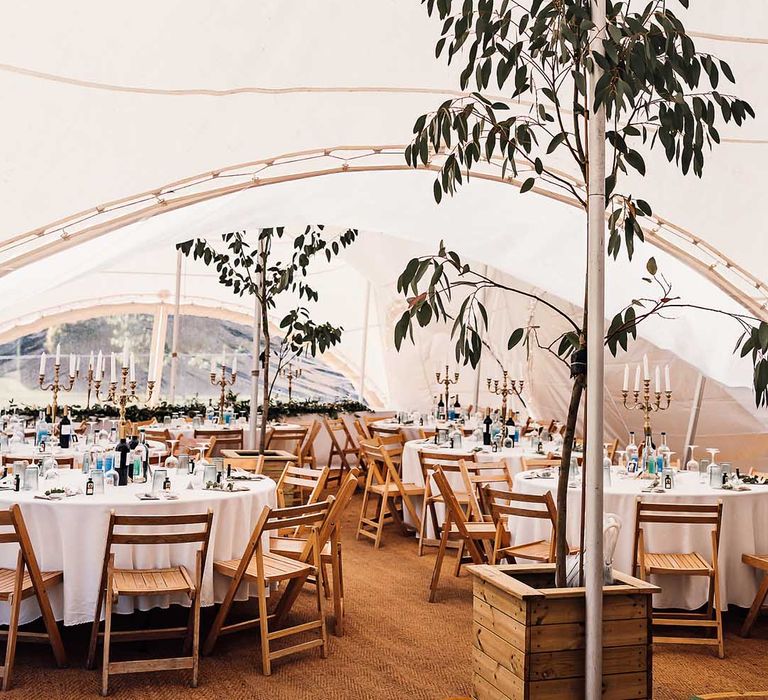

{"left": 699, "top": 458, "right": 710, "bottom": 484}
{"left": 686, "top": 445, "right": 699, "bottom": 472}
{"left": 42, "top": 456, "right": 60, "bottom": 482}
{"left": 164, "top": 441, "right": 180, "bottom": 474}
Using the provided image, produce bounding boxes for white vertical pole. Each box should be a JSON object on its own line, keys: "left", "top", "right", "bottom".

{"left": 473, "top": 264, "right": 489, "bottom": 411}
{"left": 168, "top": 250, "right": 183, "bottom": 403}
{"left": 248, "top": 240, "right": 264, "bottom": 450}
{"left": 359, "top": 280, "right": 372, "bottom": 403}
{"left": 148, "top": 305, "right": 168, "bottom": 406}
{"left": 586, "top": 0, "right": 607, "bottom": 697}
{"left": 683, "top": 373, "right": 706, "bottom": 459}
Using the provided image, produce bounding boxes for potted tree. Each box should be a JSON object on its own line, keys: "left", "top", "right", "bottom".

{"left": 394, "top": 1, "right": 763, "bottom": 696}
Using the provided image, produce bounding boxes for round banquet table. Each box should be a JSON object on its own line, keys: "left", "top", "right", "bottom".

{"left": 401, "top": 438, "right": 562, "bottom": 538}
{"left": 151, "top": 421, "right": 303, "bottom": 447}
{"left": 513, "top": 469, "right": 768, "bottom": 610}
{"left": 370, "top": 422, "right": 424, "bottom": 442}
{"left": 2, "top": 441, "right": 166, "bottom": 469}
{"left": 0, "top": 470, "right": 276, "bottom": 626}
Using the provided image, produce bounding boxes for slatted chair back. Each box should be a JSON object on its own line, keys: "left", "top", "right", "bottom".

{"left": 266, "top": 426, "right": 309, "bottom": 458}
{"left": 145, "top": 428, "right": 172, "bottom": 453}
{"left": 369, "top": 424, "right": 401, "bottom": 439}
{"left": 521, "top": 456, "right": 561, "bottom": 471}
{"left": 458, "top": 459, "right": 513, "bottom": 522}
{"left": 353, "top": 418, "right": 370, "bottom": 442}
{"left": 418, "top": 449, "right": 477, "bottom": 478}
{"left": 418, "top": 428, "right": 437, "bottom": 440}
{"left": 275, "top": 462, "right": 329, "bottom": 508}
{"left": 432, "top": 467, "right": 485, "bottom": 565}
{"left": 106, "top": 511, "right": 214, "bottom": 549}
{"left": 750, "top": 468, "right": 768, "bottom": 480}
{"left": 363, "top": 414, "right": 395, "bottom": 433}
{"left": 483, "top": 485, "right": 559, "bottom": 561}
{"left": 375, "top": 433, "right": 404, "bottom": 464}
{"left": 206, "top": 434, "right": 244, "bottom": 459}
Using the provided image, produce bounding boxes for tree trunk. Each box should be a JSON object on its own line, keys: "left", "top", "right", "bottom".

{"left": 555, "top": 372, "right": 585, "bottom": 587}
{"left": 258, "top": 252, "right": 270, "bottom": 454}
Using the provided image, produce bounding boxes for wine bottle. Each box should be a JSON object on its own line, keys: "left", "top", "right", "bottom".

{"left": 437, "top": 395, "right": 445, "bottom": 421}
{"left": 483, "top": 409, "right": 492, "bottom": 446}
{"left": 115, "top": 437, "right": 130, "bottom": 486}
{"left": 58, "top": 406, "right": 72, "bottom": 449}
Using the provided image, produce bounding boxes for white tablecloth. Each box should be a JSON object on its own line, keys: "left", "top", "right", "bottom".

{"left": 0, "top": 470, "right": 276, "bottom": 626}
{"left": 401, "top": 439, "right": 547, "bottom": 538}
{"left": 513, "top": 469, "right": 768, "bottom": 610}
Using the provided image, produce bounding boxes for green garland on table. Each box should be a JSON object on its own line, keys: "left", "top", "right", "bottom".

{"left": 7, "top": 398, "right": 369, "bottom": 423}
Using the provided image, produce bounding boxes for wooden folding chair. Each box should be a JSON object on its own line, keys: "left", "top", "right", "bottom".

{"left": 356, "top": 440, "right": 423, "bottom": 549}
{"left": 632, "top": 499, "right": 724, "bottom": 658}
{"left": 428, "top": 467, "right": 495, "bottom": 602}
{"left": 270, "top": 469, "right": 359, "bottom": 635}
{"left": 740, "top": 554, "right": 768, "bottom": 637}
{"left": 145, "top": 429, "right": 172, "bottom": 457}
{"left": 275, "top": 462, "right": 330, "bottom": 508}
{"left": 607, "top": 437, "right": 620, "bottom": 464}
{"left": 265, "top": 426, "right": 309, "bottom": 461}
{"left": 483, "top": 486, "right": 576, "bottom": 564}
{"left": 87, "top": 510, "right": 214, "bottom": 695}
{"left": 0, "top": 505, "right": 66, "bottom": 690}
{"left": 203, "top": 500, "right": 332, "bottom": 674}
{"left": 375, "top": 432, "right": 404, "bottom": 469}
{"left": 418, "top": 428, "right": 437, "bottom": 440}
{"left": 352, "top": 418, "right": 370, "bottom": 442}
{"left": 296, "top": 421, "right": 321, "bottom": 469}
{"left": 417, "top": 450, "right": 477, "bottom": 556}
{"left": 323, "top": 417, "right": 358, "bottom": 488}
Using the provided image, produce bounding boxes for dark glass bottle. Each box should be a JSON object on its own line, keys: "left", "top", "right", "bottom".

{"left": 128, "top": 434, "right": 139, "bottom": 451}
{"left": 437, "top": 395, "right": 445, "bottom": 421}
{"left": 58, "top": 407, "right": 71, "bottom": 449}
{"left": 115, "top": 437, "right": 130, "bottom": 486}
{"left": 483, "top": 409, "right": 492, "bottom": 446}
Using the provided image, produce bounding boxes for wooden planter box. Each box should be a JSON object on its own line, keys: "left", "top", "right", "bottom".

{"left": 467, "top": 563, "right": 659, "bottom": 700}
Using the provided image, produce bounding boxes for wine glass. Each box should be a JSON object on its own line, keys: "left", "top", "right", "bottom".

{"left": 616, "top": 450, "right": 626, "bottom": 469}
{"left": 686, "top": 445, "right": 699, "bottom": 472}
{"left": 165, "top": 440, "right": 180, "bottom": 474}
{"left": 42, "top": 456, "right": 60, "bottom": 483}
{"left": 706, "top": 447, "right": 720, "bottom": 466}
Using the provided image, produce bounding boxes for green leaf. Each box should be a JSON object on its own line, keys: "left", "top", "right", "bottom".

{"left": 507, "top": 328, "right": 525, "bottom": 349}
{"left": 520, "top": 177, "right": 535, "bottom": 193}
{"left": 646, "top": 257, "right": 657, "bottom": 275}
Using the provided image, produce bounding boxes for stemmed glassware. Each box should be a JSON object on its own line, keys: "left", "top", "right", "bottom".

{"left": 706, "top": 447, "right": 720, "bottom": 466}
{"left": 686, "top": 445, "right": 699, "bottom": 472}
{"left": 164, "top": 439, "right": 180, "bottom": 475}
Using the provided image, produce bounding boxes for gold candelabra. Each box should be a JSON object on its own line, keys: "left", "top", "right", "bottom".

{"left": 280, "top": 363, "right": 302, "bottom": 402}
{"left": 487, "top": 370, "right": 524, "bottom": 434}
{"left": 95, "top": 366, "right": 155, "bottom": 429}
{"left": 436, "top": 365, "right": 459, "bottom": 419}
{"left": 39, "top": 362, "right": 77, "bottom": 423}
{"left": 622, "top": 378, "right": 672, "bottom": 439}
{"left": 210, "top": 364, "right": 237, "bottom": 423}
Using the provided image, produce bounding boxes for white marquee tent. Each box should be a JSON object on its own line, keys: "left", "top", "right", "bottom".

{"left": 1, "top": 1, "right": 767, "bottom": 462}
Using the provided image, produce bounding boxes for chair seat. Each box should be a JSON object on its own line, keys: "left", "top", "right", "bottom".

{"left": 215, "top": 552, "right": 314, "bottom": 583}
{"left": 111, "top": 566, "right": 194, "bottom": 597}
{"left": 269, "top": 536, "right": 332, "bottom": 560}
{"left": 743, "top": 553, "right": 768, "bottom": 571}
{"left": 431, "top": 492, "right": 469, "bottom": 504}
{"left": 0, "top": 568, "right": 63, "bottom": 601}
{"left": 369, "top": 482, "right": 423, "bottom": 497}
{"left": 644, "top": 552, "right": 712, "bottom": 575}
{"left": 501, "top": 539, "right": 553, "bottom": 562}
{"left": 449, "top": 522, "right": 496, "bottom": 537}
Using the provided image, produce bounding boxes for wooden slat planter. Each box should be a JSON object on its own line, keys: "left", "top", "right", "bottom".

{"left": 467, "top": 563, "right": 659, "bottom": 700}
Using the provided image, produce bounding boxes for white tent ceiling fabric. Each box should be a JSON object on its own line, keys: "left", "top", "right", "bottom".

{"left": 0, "top": 1, "right": 767, "bottom": 458}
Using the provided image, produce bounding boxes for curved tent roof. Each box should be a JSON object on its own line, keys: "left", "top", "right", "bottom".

{"left": 1, "top": 1, "right": 767, "bottom": 457}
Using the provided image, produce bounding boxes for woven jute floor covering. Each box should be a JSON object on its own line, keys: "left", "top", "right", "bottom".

{"left": 5, "top": 495, "right": 768, "bottom": 699}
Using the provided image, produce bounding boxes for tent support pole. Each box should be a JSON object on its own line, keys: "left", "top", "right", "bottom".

{"left": 683, "top": 373, "right": 706, "bottom": 461}
{"left": 472, "top": 265, "right": 489, "bottom": 412}
{"left": 168, "top": 250, "right": 182, "bottom": 403}
{"left": 148, "top": 305, "right": 168, "bottom": 406}
{"left": 585, "top": 1, "right": 607, "bottom": 697}
{"left": 359, "top": 281, "right": 372, "bottom": 403}
{"left": 248, "top": 241, "right": 264, "bottom": 450}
